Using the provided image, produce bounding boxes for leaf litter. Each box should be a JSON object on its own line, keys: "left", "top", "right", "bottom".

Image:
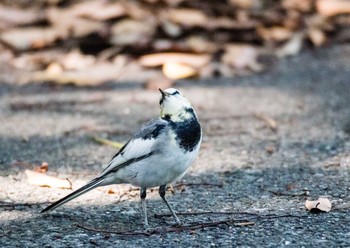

{"left": 0, "top": 0, "right": 348, "bottom": 85}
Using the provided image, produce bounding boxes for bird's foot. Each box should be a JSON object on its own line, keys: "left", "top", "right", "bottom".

{"left": 172, "top": 219, "right": 182, "bottom": 227}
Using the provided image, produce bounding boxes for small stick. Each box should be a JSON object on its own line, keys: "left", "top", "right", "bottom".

{"left": 76, "top": 224, "right": 152, "bottom": 236}
{"left": 76, "top": 218, "right": 254, "bottom": 236}
{"left": 174, "top": 182, "right": 224, "bottom": 188}
{"left": 155, "top": 211, "right": 308, "bottom": 221}
{"left": 0, "top": 202, "right": 52, "bottom": 209}
{"left": 254, "top": 113, "right": 278, "bottom": 132}
{"left": 268, "top": 190, "right": 309, "bottom": 197}
{"left": 154, "top": 211, "right": 260, "bottom": 218}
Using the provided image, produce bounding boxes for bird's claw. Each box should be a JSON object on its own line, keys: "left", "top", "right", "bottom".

{"left": 172, "top": 220, "right": 182, "bottom": 227}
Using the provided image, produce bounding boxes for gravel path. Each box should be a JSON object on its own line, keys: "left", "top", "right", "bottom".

{"left": 1, "top": 45, "right": 350, "bottom": 247}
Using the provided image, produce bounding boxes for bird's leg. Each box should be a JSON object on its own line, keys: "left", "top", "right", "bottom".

{"left": 159, "top": 185, "right": 181, "bottom": 226}
{"left": 140, "top": 187, "right": 149, "bottom": 228}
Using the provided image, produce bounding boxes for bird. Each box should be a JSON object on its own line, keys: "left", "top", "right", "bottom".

{"left": 41, "top": 88, "right": 202, "bottom": 228}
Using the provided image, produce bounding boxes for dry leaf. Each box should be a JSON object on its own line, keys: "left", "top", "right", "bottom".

{"left": 163, "top": 62, "right": 197, "bottom": 80}
{"left": 45, "top": 62, "right": 63, "bottom": 75}
{"left": 308, "top": 28, "right": 327, "bottom": 47}
{"left": 144, "top": 77, "right": 174, "bottom": 90}
{"left": 139, "top": 53, "right": 210, "bottom": 68}
{"left": 110, "top": 19, "right": 156, "bottom": 46}
{"left": 254, "top": 113, "right": 278, "bottom": 132}
{"left": 305, "top": 197, "right": 332, "bottom": 213}
{"left": 11, "top": 49, "right": 65, "bottom": 70}
{"left": 257, "top": 26, "right": 292, "bottom": 42}
{"left": 25, "top": 170, "right": 72, "bottom": 189}
{"left": 229, "top": 0, "right": 256, "bottom": 9}
{"left": 61, "top": 50, "right": 96, "bottom": 70}
{"left": 34, "top": 62, "right": 124, "bottom": 86}
{"left": 276, "top": 32, "right": 305, "bottom": 57}
{"left": 222, "top": 44, "right": 262, "bottom": 71}
{"left": 68, "top": 0, "right": 126, "bottom": 21}
{"left": 0, "top": 28, "right": 59, "bottom": 51}
{"left": 185, "top": 36, "right": 219, "bottom": 53}
{"left": 107, "top": 188, "right": 116, "bottom": 194}
{"left": 0, "top": 5, "right": 45, "bottom": 29}
{"left": 317, "top": 0, "right": 350, "bottom": 17}
{"left": 282, "top": 0, "right": 313, "bottom": 12}
{"left": 167, "top": 8, "right": 208, "bottom": 27}
{"left": 34, "top": 162, "right": 49, "bottom": 173}
{"left": 91, "top": 136, "right": 124, "bottom": 149}
{"left": 47, "top": 7, "right": 104, "bottom": 39}
{"left": 265, "top": 145, "right": 275, "bottom": 154}
{"left": 160, "top": 20, "right": 182, "bottom": 37}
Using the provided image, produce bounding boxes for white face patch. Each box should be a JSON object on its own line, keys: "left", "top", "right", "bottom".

{"left": 160, "top": 88, "right": 192, "bottom": 119}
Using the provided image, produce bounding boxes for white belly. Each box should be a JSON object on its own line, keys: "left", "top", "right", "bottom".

{"left": 108, "top": 143, "right": 200, "bottom": 188}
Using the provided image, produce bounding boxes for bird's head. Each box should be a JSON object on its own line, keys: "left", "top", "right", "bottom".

{"left": 159, "top": 88, "right": 194, "bottom": 121}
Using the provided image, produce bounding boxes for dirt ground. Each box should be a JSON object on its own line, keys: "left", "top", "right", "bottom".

{"left": 1, "top": 45, "right": 350, "bottom": 247}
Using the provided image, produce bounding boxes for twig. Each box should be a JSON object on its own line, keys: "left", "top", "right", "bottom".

{"left": 0, "top": 202, "right": 52, "bottom": 209}
{"left": 76, "top": 224, "right": 152, "bottom": 236}
{"left": 154, "top": 211, "right": 260, "bottom": 218}
{"left": 253, "top": 112, "right": 278, "bottom": 132}
{"left": 66, "top": 178, "right": 73, "bottom": 190}
{"left": 77, "top": 213, "right": 308, "bottom": 236}
{"left": 115, "top": 191, "right": 131, "bottom": 203}
{"left": 155, "top": 211, "right": 309, "bottom": 221}
{"left": 9, "top": 96, "right": 106, "bottom": 111}
{"left": 174, "top": 182, "right": 224, "bottom": 188}
{"left": 268, "top": 190, "right": 309, "bottom": 197}
{"left": 76, "top": 218, "right": 254, "bottom": 236}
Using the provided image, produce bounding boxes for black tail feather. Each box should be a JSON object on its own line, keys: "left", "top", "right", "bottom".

{"left": 41, "top": 177, "right": 105, "bottom": 213}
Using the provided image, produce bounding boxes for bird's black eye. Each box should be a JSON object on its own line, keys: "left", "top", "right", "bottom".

{"left": 170, "top": 91, "right": 179, "bottom": 95}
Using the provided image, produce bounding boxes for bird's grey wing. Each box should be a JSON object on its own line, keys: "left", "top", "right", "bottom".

{"left": 100, "top": 118, "right": 168, "bottom": 176}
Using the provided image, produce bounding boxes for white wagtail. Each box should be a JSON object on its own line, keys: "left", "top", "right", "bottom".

{"left": 41, "top": 88, "right": 202, "bottom": 227}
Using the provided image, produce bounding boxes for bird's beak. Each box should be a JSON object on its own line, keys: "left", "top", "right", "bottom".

{"left": 159, "top": 88, "right": 169, "bottom": 97}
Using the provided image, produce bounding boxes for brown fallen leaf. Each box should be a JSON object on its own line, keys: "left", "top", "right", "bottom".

{"left": 166, "top": 8, "right": 208, "bottom": 27}
{"left": 257, "top": 26, "right": 293, "bottom": 42}
{"left": 34, "top": 162, "right": 49, "bottom": 173}
{"left": 47, "top": 7, "right": 104, "bottom": 39}
{"left": 144, "top": 76, "right": 174, "bottom": 90}
{"left": 308, "top": 28, "right": 327, "bottom": 47}
{"left": 107, "top": 188, "right": 116, "bottom": 194}
{"left": 139, "top": 53, "right": 210, "bottom": 68}
{"left": 34, "top": 62, "right": 124, "bottom": 86}
{"left": 0, "top": 28, "right": 59, "bottom": 51}
{"left": 67, "top": 0, "right": 126, "bottom": 21}
{"left": 11, "top": 49, "right": 65, "bottom": 71}
{"left": 305, "top": 197, "right": 332, "bottom": 213}
{"left": 282, "top": 0, "right": 313, "bottom": 12}
{"left": 185, "top": 36, "right": 219, "bottom": 53}
{"left": 110, "top": 19, "right": 156, "bottom": 46}
{"left": 222, "top": 44, "right": 262, "bottom": 71}
{"left": 162, "top": 62, "right": 197, "bottom": 80}
{"left": 265, "top": 145, "right": 275, "bottom": 154}
{"left": 317, "top": 0, "right": 350, "bottom": 17}
{"left": 25, "top": 170, "right": 72, "bottom": 189}
{"left": 0, "top": 5, "right": 45, "bottom": 29}
{"left": 229, "top": 0, "right": 257, "bottom": 9}
{"left": 61, "top": 50, "right": 96, "bottom": 70}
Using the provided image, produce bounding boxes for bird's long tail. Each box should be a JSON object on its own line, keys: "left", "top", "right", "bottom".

{"left": 41, "top": 177, "right": 106, "bottom": 213}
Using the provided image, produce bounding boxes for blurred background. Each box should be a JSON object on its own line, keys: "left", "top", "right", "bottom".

{"left": 0, "top": 0, "right": 349, "bottom": 87}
